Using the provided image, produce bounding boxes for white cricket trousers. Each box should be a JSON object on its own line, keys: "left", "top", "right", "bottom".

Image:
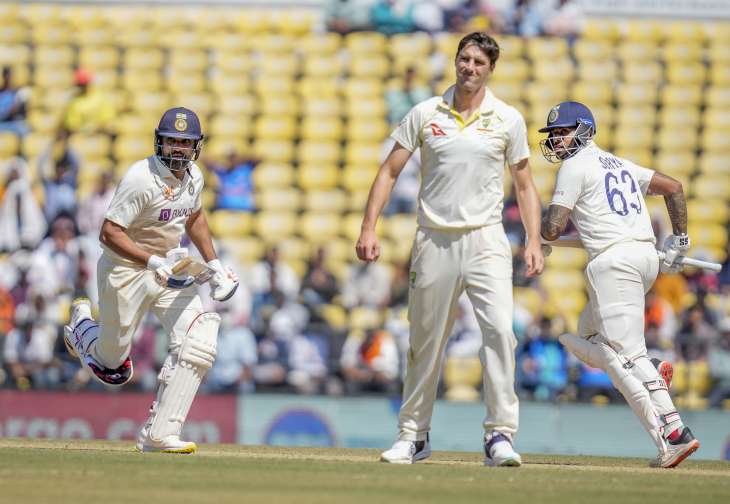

{"left": 92, "top": 253, "right": 204, "bottom": 368}
{"left": 578, "top": 241, "right": 659, "bottom": 360}
{"left": 398, "top": 223, "right": 518, "bottom": 441}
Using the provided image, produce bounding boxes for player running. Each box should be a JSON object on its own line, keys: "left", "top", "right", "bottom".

{"left": 64, "top": 107, "right": 239, "bottom": 454}
{"left": 356, "top": 32, "right": 544, "bottom": 466}
{"left": 539, "top": 101, "right": 700, "bottom": 468}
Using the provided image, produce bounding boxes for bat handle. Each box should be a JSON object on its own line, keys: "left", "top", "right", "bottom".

{"left": 657, "top": 251, "right": 722, "bottom": 272}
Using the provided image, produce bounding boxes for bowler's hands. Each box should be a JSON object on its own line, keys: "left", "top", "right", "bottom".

{"left": 524, "top": 239, "right": 545, "bottom": 277}
{"left": 356, "top": 228, "right": 380, "bottom": 262}
{"left": 208, "top": 259, "right": 239, "bottom": 301}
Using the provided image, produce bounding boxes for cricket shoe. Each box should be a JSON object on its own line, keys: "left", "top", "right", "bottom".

{"left": 63, "top": 298, "right": 133, "bottom": 387}
{"left": 651, "top": 358, "right": 674, "bottom": 389}
{"left": 484, "top": 432, "right": 522, "bottom": 467}
{"left": 380, "top": 435, "right": 431, "bottom": 464}
{"left": 651, "top": 427, "right": 700, "bottom": 468}
{"left": 136, "top": 426, "right": 197, "bottom": 454}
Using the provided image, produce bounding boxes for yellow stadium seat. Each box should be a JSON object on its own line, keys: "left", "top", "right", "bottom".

{"left": 69, "top": 134, "right": 112, "bottom": 160}
{"left": 541, "top": 269, "right": 585, "bottom": 293}
{"left": 77, "top": 46, "right": 120, "bottom": 70}
{"left": 514, "top": 286, "right": 544, "bottom": 315}
{"left": 489, "top": 59, "right": 529, "bottom": 83}
{"left": 124, "top": 48, "right": 165, "bottom": 70}
{"left": 701, "top": 129, "right": 730, "bottom": 153}
{"left": 345, "top": 142, "right": 382, "bottom": 166}
{"left": 383, "top": 214, "right": 417, "bottom": 242}
{"left": 349, "top": 306, "right": 384, "bottom": 331}
{"left": 341, "top": 212, "right": 382, "bottom": 242}
{"left": 345, "top": 98, "right": 387, "bottom": 119}
{"left": 250, "top": 34, "right": 297, "bottom": 54}
{"left": 205, "top": 32, "right": 248, "bottom": 52}
{"left": 615, "top": 83, "right": 657, "bottom": 106}
{"left": 614, "top": 148, "right": 653, "bottom": 168}
{"left": 690, "top": 177, "right": 730, "bottom": 201}
{"left": 654, "top": 151, "right": 695, "bottom": 178}
{"left": 621, "top": 61, "right": 662, "bottom": 84}
{"left": 253, "top": 211, "right": 297, "bottom": 241}
{"left": 217, "top": 94, "right": 257, "bottom": 116}
{"left": 665, "top": 63, "right": 706, "bottom": 86}
{"left": 524, "top": 82, "right": 565, "bottom": 105}
{"left": 688, "top": 360, "right": 712, "bottom": 397}
{"left": 661, "top": 85, "right": 703, "bottom": 107}
{"left": 546, "top": 247, "right": 588, "bottom": 270}
{"left": 662, "top": 42, "right": 703, "bottom": 62}
{"left": 22, "top": 133, "right": 53, "bottom": 159}
{"left": 317, "top": 304, "right": 347, "bottom": 331}
{"left": 573, "top": 39, "right": 613, "bottom": 61}
{"left": 258, "top": 55, "right": 299, "bottom": 78}
{"left": 688, "top": 222, "right": 728, "bottom": 249}
{"left": 617, "top": 41, "right": 658, "bottom": 63}
{"left": 31, "top": 23, "right": 73, "bottom": 45}
{"left": 625, "top": 19, "right": 664, "bottom": 42}
{"left": 576, "top": 60, "right": 618, "bottom": 83}
{"left": 659, "top": 107, "right": 701, "bottom": 129}
{"left": 346, "top": 32, "right": 387, "bottom": 55}
{"left": 254, "top": 116, "right": 296, "bottom": 141}
{"left": 27, "top": 109, "right": 62, "bottom": 135}
{"left": 277, "top": 236, "right": 311, "bottom": 262}
{"left": 0, "top": 23, "right": 28, "bottom": 45}
{"left": 698, "top": 153, "right": 729, "bottom": 175}
{"left": 299, "top": 33, "right": 342, "bottom": 55}
{"left": 113, "top": 135, "right": 149, "bottom": 161}
{"left": 0, "top": 132, "right": 19, "bottom": 158}
{"left": 343, "top": 79, "right": 384, "bottom": 99}
{"left": 302, "top": 55, "right": 342, "bottom": 79}
{"left": 301, "top": 117, "right": 343, "bottom": 142}
{"left": 526, "top": 37, "right": 568, "bottom": 60}
{"left": 297, "top": 141, "right": 341, "bottom": 165}
{"left": 0, "top": 44, "right": 31, "bottom": 66}
{"left": 444, "top": 356, "right": 483, "bottom": 390}
{"left": 209, "top": 73, "right": 250, "bottom": 96}
{"left": 708, "top": 41, "right": 730, "bottom": 64}
{"left": 709, "top": 62, "right": 730, "bottom": 85}
{"left": 208, "top": 114, "right": 252, "bottom": 139}
{"left": 122, "top": 71, "right": 163, "bottom": 92}
{"left": 254, "top": 77, "right": 294, "bottom": 97}
{"left": 205, "top": 137, "right": 250, "bottom": 159}
{"left": 252, "top": 163, "right": 295, "bottom": 188}
{"left": 297, "top": 78, "right": 339, "bottom": 99}
{"left": 297, "top": 164, "right": 339, "bottom": 190}
{"left": 588, "top": 104, "right": 615, "bottom": 130}
{"left": 259, "top": 95, "right": 300, "bottom": 118}
{"left": 346, "top": 119, "right": 389, "bottom": 143}
{"left": 302, "top": 97, "right": 342, "bottom": 117}
{"left": 219, "top": 236, "right": 265, "bottom": 265}
{"left": 213, "top": 51, "right": 255, "bottom": 74}
{"left": 704, "top": 86, "right": 730, "bottom": 108}
{"left": 299, "top": 212, "right": 341, "bottom": 239}
{"left": 664, "top": 21, "right": 706, "bottom": 44}
{"left": 253, "top": 139, "right": 294, "bottom": 163}
{"left": 389, "top": 32, "right": 432, "bottom": 58}
{"left": 34, "top": 67, "right": 74, "bottom": 89}
{"left": 656, "top": 128, "right": 698, "bottom": 153}
{"left": 533, "top": 58, "right": 575, "bottom": 83}
{"left": 613, "top": 125, "right": 653, "bottom": 150}
{"left": 303, "top": 189, "right": 348, "bottom": 213}
{"left": 209, "top": 210, "right": 253, "bottom": 237}
{"left": 173, "top": 92, "right": 214, "bottom": 116}
{"left": 581, "top": 18, "right": 621, "bottom": 41}
{"left": 488, "top": 81, "right": 523, "bottom": 104}
{"left": 169, "top": 49, "right": 208, "bottom": 73}
{"left": 687, "top": 198, "right": 730, "bottom": 224}
{"left": 571, "top": 80, "right": 613, "bottom": 105}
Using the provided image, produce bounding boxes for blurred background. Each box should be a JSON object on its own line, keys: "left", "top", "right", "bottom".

{"left": 0, "top": 0, "right": 729, "bottom": 460}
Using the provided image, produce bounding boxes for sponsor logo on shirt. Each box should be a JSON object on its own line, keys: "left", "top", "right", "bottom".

{"left": 430, "top": 123, "right": 447, "bottom": 136}
{"left": 158, "top": 207, "right": 194, "bottom": 221}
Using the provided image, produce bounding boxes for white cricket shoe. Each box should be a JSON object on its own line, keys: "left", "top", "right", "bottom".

{"left": 380, "top": 436, "right": 431, "bottom": 464}
{"left": 136, "top": 426, "right": 197, "bottom": 454}
{"left": 484, "top": 432, "right": 522, "bottom": 467}
{"left": 651, "top": 427, "right": 700, "bottom": 468}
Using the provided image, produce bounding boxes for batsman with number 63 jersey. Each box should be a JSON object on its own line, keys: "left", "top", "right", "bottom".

{"left": 63, "top": 107, "right": 239, "bottom": 454}
{"left": 539, "top": 101, "right": 700, "bottom": 469}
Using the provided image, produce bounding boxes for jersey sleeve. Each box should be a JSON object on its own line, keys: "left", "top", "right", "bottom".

{"left": 505, "top": 111, "right": 530, "bottom": 166}
{"left": 550, "top": 161, "right": 583, "bottom": 210}
{"left": 628, "top": 160, "right": 656, "bottom": 195}
{"left": 390, "top": 105, "right": 423, "bottom": 152}
{"left": 105, "top": 170, "right": 151, "bottom": 228}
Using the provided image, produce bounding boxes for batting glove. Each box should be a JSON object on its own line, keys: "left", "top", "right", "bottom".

{"left": 148, "top": 255, "right": 196, "bottom": 289}
{"left": 207, "top": 259, "right": 239, "bottom": 301}
{"left": 660, "top": 234, "right": 690, "bottom": 274}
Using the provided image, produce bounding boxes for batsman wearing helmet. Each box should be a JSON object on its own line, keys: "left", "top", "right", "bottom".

{"left": 64, "top": 107, "right": 239, "bottom": 453}
{"left": 357, "top": 32, "right": 544, "bottom": 466}
{"left": 539, "top": 101, "right": 700, "bottom": 468}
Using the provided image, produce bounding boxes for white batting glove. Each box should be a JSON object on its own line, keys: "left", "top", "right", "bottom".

{"left": 207, "top": 259, "right": 239, "bottom": 301}
{"left": 660, "top": 234, "right": 690, "bottom": 274}
{"left": 147, "top": 255, "right": 195, "bottom": 289}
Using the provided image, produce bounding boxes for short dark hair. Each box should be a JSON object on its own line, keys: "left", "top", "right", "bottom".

{"left": 455, "top": 32, "right": 500, "bottom": 67}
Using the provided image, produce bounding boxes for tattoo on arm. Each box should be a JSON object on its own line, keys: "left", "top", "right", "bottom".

{"left": 540, "top": 205, "right": 572, "bottom": 242}
{"left": 665, "top": 190, "right": 688, "bottom": 235}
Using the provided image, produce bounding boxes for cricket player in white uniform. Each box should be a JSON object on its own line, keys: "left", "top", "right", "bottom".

{"left": 64, "top": 107, "right": 239, "bottom": 454}
{"left": 356, "top": 32, "right": 544, "bottom": 466}
{"left": 539, "top": 101, "right": 700, "bottom": 468}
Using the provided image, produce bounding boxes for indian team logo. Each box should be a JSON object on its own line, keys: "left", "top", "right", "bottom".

{"left": 174, "top": 113, "right": 188, "bottom": 132}
{"left": 548, "top": 106, "right": 559, "bottom": 124}
{"left": 188, "top": 182, "right": 194, "bottom": 195}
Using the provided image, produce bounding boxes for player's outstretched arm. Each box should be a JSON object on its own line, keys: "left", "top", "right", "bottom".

{"left": 510, "top": 158, "right": 544, "bottom": 276}
{"left": 356, "top": 142, "right": 412, "bottom": 262}
{"left": 647, "top": 172, "right": 687, "bottom": 236}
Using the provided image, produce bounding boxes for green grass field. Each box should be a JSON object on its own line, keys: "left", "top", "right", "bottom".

{"left": 1, "top": 439, "right": 729, "bottom": 504}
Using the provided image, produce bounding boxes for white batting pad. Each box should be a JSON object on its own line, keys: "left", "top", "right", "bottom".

{"left": 148, "top": 312, "right": 220, "bottom": 442}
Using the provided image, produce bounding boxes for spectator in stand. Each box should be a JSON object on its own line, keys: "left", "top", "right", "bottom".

{"left": 249, "top": 246, "right": 301, "bottom": 302}
{"left": 645, "top": 322, "right": 675, "bottom": 364}
{"left": 385, "top": 67, "right": 432, "bottom": 127}
{"left": 3, "top": 295, "right": 58, "bottom": 389}
{"left": 324, "top": 0, "right": 376, "bottom": 34}
{"left": 542, "top": 0, "right": 584, "bottom": 40}
{"left": 517, "top": 316, "right": 568, "bottom": 401}
{"left": 708, "top": 318, "right": 730, "bottom": 408}
{"left": 652, "top": 271, "right": 688, "bottom": 315}
{"left": 39, "top": 130, "right": 80, "bottom": 222}
{"left": 0, "top": 157, "right": 46, "bottom": 252}
{"left": 125, "top": 316, "right": 160, "bottom": 392}
{"left": 341, "top": 261, "right": 391, "bottom": 308}
{"left": 301, "top": 246, "right": 339, "bottom": 305}
{"left": 370, "top": 0, "right": 416, "bottom": 35}
{"left": 77, "top": 171, "right": 115, "bottom": 236}
{"left": 60, "top": 68, "right": 115, "bottom": 136}
{"left": 0, "top": 66, "right": 29, "bottom": 137}
{"left": 676, "top": 304, "right": 716, "bottom": 361}
{"left": 205, "top": 308, "right": 258, "bottom": 393}
{"left": 340, "top": 328, "right": 399, "bottom": 394}
{"left": 206, "top": 150, "right": 258, "bottom": 212}
{"left": 252, "top": 327, "right": 289, "bottom": 390}
{"left": 644, "top": 290, "right": 677, "bottom": 350}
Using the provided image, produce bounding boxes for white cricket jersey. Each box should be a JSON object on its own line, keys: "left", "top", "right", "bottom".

{"left": 102, "top": 156, "right": 204, "bottom": 266}
{"left": 391, "top": 85, "right": 529, "bottom": 229}
{"left": 550, "top": 143, "right": 656, "bottom": 260}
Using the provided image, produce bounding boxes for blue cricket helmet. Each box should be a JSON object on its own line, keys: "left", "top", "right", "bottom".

{"left": 154, "top": 107, "right": 204, "bottom": 170}
{"left": 538, "top": 101, "right": 596, "bottom": 133}
{"left": 539, "top": 101, "right": 596, "bottom": 163}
